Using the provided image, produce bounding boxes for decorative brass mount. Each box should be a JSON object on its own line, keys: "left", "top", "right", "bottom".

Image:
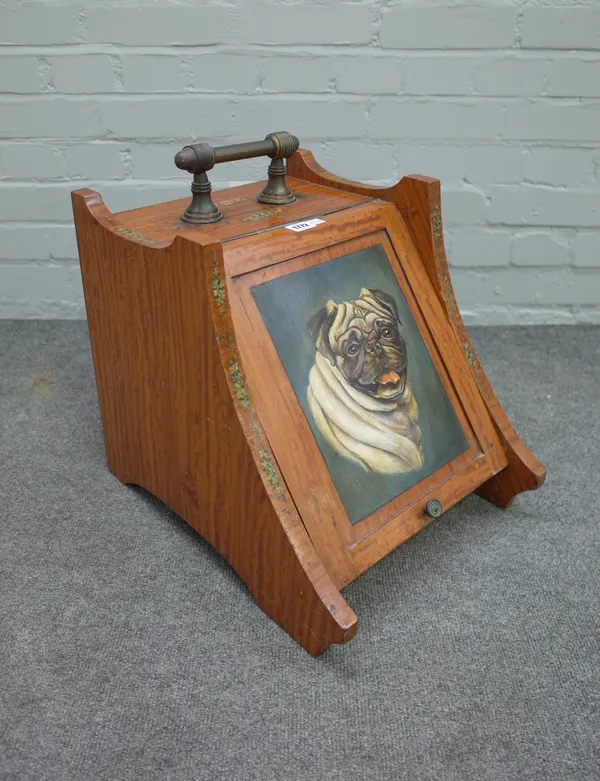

{"left": 174, "top": 131, "right": 300, "bottom": 225}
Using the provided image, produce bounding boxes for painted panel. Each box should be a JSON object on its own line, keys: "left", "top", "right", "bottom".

{"left": 251, "top": 244, "right": 468, "bottom": 525}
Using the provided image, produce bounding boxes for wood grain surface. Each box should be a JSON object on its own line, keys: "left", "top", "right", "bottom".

{"left": 112, "top": 179, "right": 368, "bottom": 247}
{"left": 73, "top": 187, "right": 358, "bottom": 656}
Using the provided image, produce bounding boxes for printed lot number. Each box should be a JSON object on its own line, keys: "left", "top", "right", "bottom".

{"left": 285, "top": 218, "right": 326, "bottom": 233}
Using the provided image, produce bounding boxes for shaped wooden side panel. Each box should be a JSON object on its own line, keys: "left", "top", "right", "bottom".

{"left": 72, "top": 188, "right": 358, "bottom": 655}
{"left": 288, "top": 150, "right": 546, "bottom": 508}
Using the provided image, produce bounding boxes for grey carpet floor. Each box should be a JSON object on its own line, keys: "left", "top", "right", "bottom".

{"left": 0, "top": 321, "right": 599, "bottom": 781}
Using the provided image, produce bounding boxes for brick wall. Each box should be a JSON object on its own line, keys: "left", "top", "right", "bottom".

{"left": 1, "top": 0, "right": 599, "bottom": 323}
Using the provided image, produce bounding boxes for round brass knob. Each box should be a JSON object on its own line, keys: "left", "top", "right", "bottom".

{"left": 425, "top": 499, "right": 443, "bottom": 518}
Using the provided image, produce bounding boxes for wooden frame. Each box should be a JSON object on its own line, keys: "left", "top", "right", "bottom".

{"left": 72, "top": 148, "right": 546, "bottom": 656}
{"left": 227, "top": 204, "right": 507, "bottom": 587}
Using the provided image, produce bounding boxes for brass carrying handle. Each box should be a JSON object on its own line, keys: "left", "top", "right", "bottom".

{"left": 174, "top": 131, "right": 300, "bottom": 225}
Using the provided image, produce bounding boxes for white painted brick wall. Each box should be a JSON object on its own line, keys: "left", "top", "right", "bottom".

{"left": 0, "top": 0, "right": 599, "bottom": 322}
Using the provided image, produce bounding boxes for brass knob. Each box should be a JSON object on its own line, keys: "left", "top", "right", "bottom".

{"left": 425, "top": 499, "right": 443, "bottom": 518}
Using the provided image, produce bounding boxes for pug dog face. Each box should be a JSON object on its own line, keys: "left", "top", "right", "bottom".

{"left": 308, "top": 288, "right": 408, "bottom": 401}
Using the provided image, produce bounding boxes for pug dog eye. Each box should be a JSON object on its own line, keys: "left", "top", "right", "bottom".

{"left": 346, "top": 343, "right": 360, "bottom": 357}
{"left": 380, "top": 327, "right": 393, "bottom": 338}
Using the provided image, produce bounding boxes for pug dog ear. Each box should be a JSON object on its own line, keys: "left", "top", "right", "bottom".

{"left": 307, "top": 301, "right": 337, "bottom": 365}
{"left": 365, "top": 288, "right": 401, "bottom": 325}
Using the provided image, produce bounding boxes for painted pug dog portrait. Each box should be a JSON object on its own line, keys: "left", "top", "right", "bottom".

{"left": 307, "top": 288, "right": 424, "bottom": 474}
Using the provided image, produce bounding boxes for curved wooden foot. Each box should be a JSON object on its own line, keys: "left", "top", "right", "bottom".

{"left": 72, "top": 188, "right": 358, "bottom": 655}
{"left": 288, "top": 150, "right": 546, "bottom": 508}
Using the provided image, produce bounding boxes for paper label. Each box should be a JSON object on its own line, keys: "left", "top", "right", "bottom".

{"left": 285, "top": 218, "right": 326, "bottom": 233}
